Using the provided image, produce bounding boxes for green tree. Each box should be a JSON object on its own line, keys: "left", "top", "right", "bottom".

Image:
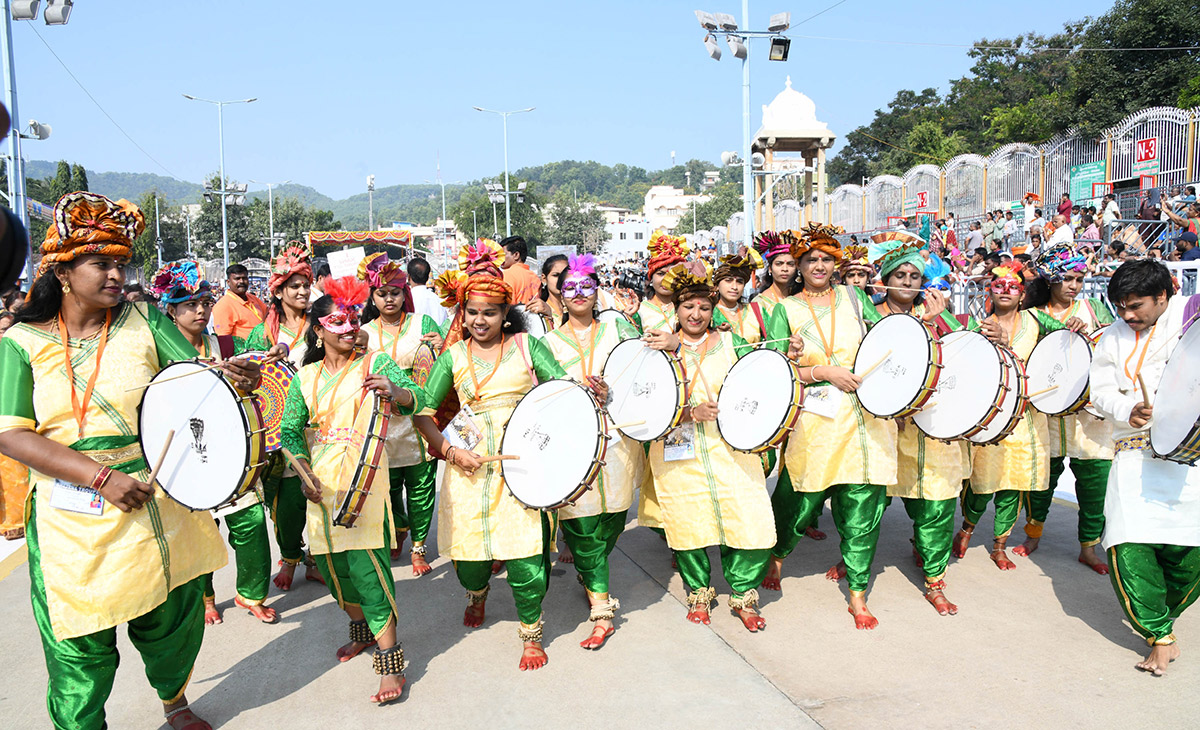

{"left": 674, "top": 184, "right": 743, "bottom": 234}
{"left": 70, "top": 163, "right": 89, "bottom": 193}
{"left": 48, "top": 161, "right": 72, "bottom": 202}
{"left": 191, "top": 174, "right": 255, "bottom": 262}
{"left": 129, "top": 191, "right": 187, "bottom": 271}
{"left": 545, "top": 189, "right": 606, "bottom": 253}
{"left": 447, "top": 177, "right": 546, "bottom": 244}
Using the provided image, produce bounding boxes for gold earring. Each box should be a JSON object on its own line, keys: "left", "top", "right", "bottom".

{"left": 62, "top": 282, "right": 71, "bottom": 294}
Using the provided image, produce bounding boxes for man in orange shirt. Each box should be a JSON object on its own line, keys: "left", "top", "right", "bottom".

{"left": 212, "top": 264, "right": 267, "bottom": 338}
{"left": 500, "top": 236, "right": 542, "bottom": 305}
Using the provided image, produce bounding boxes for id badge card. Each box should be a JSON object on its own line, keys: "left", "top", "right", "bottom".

{"left": 664, "top": 422, "right": 697, "bottom": 462}
{"left": 803, "top": 385, "right": 842, "bottom": 419}
{"left": 443, "top": 404, "right": 484, "bottom": 451}
{"left": 49, "top": 479, "right": 106, "bottom": 516}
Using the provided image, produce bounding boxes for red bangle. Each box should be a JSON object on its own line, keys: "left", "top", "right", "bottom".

{"left": 90, "top": 466, "right": 112, "bottom": 491}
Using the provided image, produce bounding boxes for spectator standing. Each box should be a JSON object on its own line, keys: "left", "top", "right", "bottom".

{"left": 1003, "top": 211, "right": 1017, "bottom": 247}
{"left": 1057, "top": 193, "right": 1073, "bottom": 219}
{"left": 406, "top": 256, "right": 447, "bottom": 326}
{"left": 965, "top": 221, "right": 984, "bottom": 250}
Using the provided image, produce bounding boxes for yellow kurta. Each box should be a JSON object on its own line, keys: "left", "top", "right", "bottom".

{"left": 634, "top": 300, "right": 675, "bottom": 530}
{"left": 637, "top": 300, "right": 675, "bottom": 333}
{"left": 423, "top": 335, "right": 561, "bottom": 561}
{"left": 0, "top": 304, "right": 225, "bottom": 640}
{"left": 293, "top": 352, "right": 395, "bottom": 555}
{"left": 890, "top": 424, "right": 970, "bottom": 500}
{"left": 1039, "top": 300, "right": 1114, "bottom": 460}
{"left": 364, "top": 315, "right": 436, "bottom": 467}
{"left": 649, "top": 331, "right": 775, "bottom": 551}
{"left": 544, "top": 321, "right": 640, "bottom": 520}
{"left": 716, "top": 303, "right": 763, "bottom": 344}
{"left": 775, "top": 289, "right": 898, "bottom": 492}
{"left": 971, "top": 310, "right": 1050, "bottom": 494}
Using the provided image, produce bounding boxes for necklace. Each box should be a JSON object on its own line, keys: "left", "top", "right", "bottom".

{"left": 801, "top": 287, "right": 831, "bottom": 299}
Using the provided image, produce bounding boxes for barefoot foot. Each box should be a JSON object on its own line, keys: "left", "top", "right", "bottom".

{"left": 1013, "top": 536, "right": 1040, "bottom": 557}
{"left": 519, "top": 642, "right": 549, "bottom": 670}
{"left": 1136, "top": 642, "right": 1180, "bottom": 676}
{"left": 580, "top": 620, "right": 615, "bottom": 649}
{"left": 991, "top": 540, "right": 1016, "bottom": 570}
{"left": 273, "top": 561, "right": 298, "bottom": 591}
{"left": 337, "top": 640, "right": 376, "bottom": 663}
{"left": 686, "top": 606, "right": 711, "bottom": 625}
{"left": 369, "top": 675, "right": 406, "bottom": 705}
{"left": 924, "top": 580, "right": 958, "bottom": 616}
{"left": 306, "top": 563, "right": 326, "bottom": 585}
{"left": 463, "top": 600, "right": 486, "bottom": 628}
{"left": 805, "top": 526, "right": 827, "bottom": 540}
{"left": 734, "top": 606, "right": 766, "bottom": 632}
{"left": 826, "top": 561, "right": 846, "bottom": 582}
{"left": 390, "top": 531, "right": 407, "bottom": 561}
{"left": 847, "top": 595, "right": 879, "bottom": 630}
{"left": 234, "top": 597, "right": 278, "bottom": 624}
{"left": 1079, "top": 546, "right": 1109, "bottom": 575}
{"left": 411, "top": 549, "right": 432, "bottom": 577}
{"left": 203, "top": 598, "right": 222, "bottom": 626}
{"left": 559, "top": 542, "right": 575, "bottom": 564}
{"left": 761, "top": 556, "right": 783, "bottom": 591}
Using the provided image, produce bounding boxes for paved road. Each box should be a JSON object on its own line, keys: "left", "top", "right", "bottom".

{"left": 0, "top": 484, "right": 1195, "bottom": 729}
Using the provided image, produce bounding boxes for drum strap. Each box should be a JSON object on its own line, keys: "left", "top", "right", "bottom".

{"left": 844, "top": 285, "right": 867, "bottom": 340}
{"left": 217, "top": 335, "right": 236, "bottom": 361}
{"left": 513, "top": 333, "right": 539, "bottom": 386}
{"left": 750, "top": 302, "right": 767, "bottom": 338}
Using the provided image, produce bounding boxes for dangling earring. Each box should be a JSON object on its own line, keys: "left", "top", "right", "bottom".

{"left": 62, "top": 281, "right": 71, "bottom": 294}
{"left": 503, "top": 319, "right": 512, "bottom": 329}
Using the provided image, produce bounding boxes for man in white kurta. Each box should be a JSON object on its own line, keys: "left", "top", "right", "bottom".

{"left": 1090, "top": 259, "right": 1200, "bottom": 676}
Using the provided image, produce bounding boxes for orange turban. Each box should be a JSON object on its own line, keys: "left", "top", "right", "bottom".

{"left": 38, "top": 192, "right": 143, "bottom": 275}
{"left": 787, "top": 223, "right": 845, "bottom": 262}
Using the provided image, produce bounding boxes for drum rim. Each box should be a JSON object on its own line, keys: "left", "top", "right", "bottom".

{"left": 601, "top": 339, "right": 685, "bottom": 442}
{"left": 969, "top": 347, "right": 1029, "bottom": 445}
{"left": 335, "top": 392, "right": 391, "bottom": 527}
{"left": 1151, "top": 319, "right": 1200, "bottom": 462}
{"left": 852, "top": 313, "right": 941, "bottom": 419}
{"left": 1025, "top": 329, "right": 1093, "bottom": 417}
{"left": 499, "top": 379, "right": 606, "bottom": 510}
{"left": 716, "top": 348, "right": 803, "bottom": 452}
{"left": 914, "top": 330, "right": 1007, "bottom": 442}
{"left": 137, "top": 359, "right": 261, "bottom": 511}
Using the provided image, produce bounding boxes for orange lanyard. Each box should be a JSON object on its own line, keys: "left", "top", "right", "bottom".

{"left": 680, "top": 334, "right": 712, "bottom": 402}
{"left": 1123, "top": 321, "right": 1158, "bottom": 387}
{"left": 310, "top": 354, "right": 362, "bottom": 425}
{"left": 1043, "top": 301, "right": 1077, "bottom": 324}
{"left": 565, "top": 322, "right": 600, "bottom": 378}
{"left": 804, "top": 293, "right": 837, "bottom": 360}
{"left": 467, "top": 337, "right": 508, "bottom": 399}
{"left": 59, "top": 310, "right": 111, "bottom": 439}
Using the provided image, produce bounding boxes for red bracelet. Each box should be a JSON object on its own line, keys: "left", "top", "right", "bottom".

{"left": 90, "top": 466, "right": 112, "bottom": 491}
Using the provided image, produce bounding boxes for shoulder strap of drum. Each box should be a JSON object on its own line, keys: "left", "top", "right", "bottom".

{"left": 216, "top": 334, "right": 236, "bottom": 361}
{"left": 750, "top": 301, "right": 767, "bottom": 338}
{"left": 513, "top": 333, "right": 538, "bottom": 386}
{"left": 844, "top": 285, "right": 867, "bottom": 339}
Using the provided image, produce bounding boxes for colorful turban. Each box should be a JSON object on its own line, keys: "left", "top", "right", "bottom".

{"left": 457, "top": 238, "right": 513, "bottom": 305}
{"left": 151, "top": 260, "right": 212, "bottom": 304}
{"left": 713, "top": 246, "right": 762, "bottom": 284}
{"left": 646, "top": 230, "right": 690, "bottom": 279}
{"left": 38, "top": 192, "right": 144, "bottom": 276}
{"left": 318, "top": 276, "right": 370, "bottom": 335}
{"left": 868, "top": 230, "right": 927, "bottom": 280}
{"left": 839, "top": 245, "right": 874, "bottom": 277}
{"left": 662, "top": 259, "right": 715, "bottom": 303}
{"left": 358, "top": 252, "right": 413, "bottom": 313}
{"left": 1034, "top": 243, "right": 1088, "bottom": 283}
{"left": 267, "top": 243, "right": 313, "bottom": 295}
{"left": 753, "top": 230, "right": 790, "bottom": 261}
{"left": 433, "top": 269, "right": 466, "bottom": 309}
{"left": 787, "top": 223, "right": 845, "bottom": 262}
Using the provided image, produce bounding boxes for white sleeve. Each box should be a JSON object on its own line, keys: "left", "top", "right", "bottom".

{"left": 1090, "top": 330, "right": 1136, "bottom": 425}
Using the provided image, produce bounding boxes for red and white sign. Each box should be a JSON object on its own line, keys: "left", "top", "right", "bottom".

{"left": 916, "top": 191, "right": 929, "bottom": 209}
{"left": 1133, "top": 137, "right": 1160, "bottom": 175}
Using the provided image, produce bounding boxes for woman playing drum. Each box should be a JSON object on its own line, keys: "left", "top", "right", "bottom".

{"left": 358, "top": 253, "right": 444, "bottom": 575}
{"left": 956, "top": 262, "right": 1083, "bottom": 570}
{"left": 763, "top": 223, "right": 897, "bottom": 630}
{"left": 1015, "top": 245, "right": 1115, "bottom": 574}
{"left": 711, "top": 247, "right": 764, "bottom": 344}
{"left": 0, "top": 193, "right": 261, "bottom": 730}
{"left": 151, "top": 260, "right": 279, "bottom": 626}
{"left": 867, "top": 232, "right": 967, "bottom": 615}
{"left": 542, "top": 253, "right": 642, "bottom": 649}
{"left": 644, "top": 260, "right": 776, "bottom": 631}
{"left": 280, "top": 276, "right": 424, "bottom": 705}
{"left": 413, "top": 239, "right": 604, "bottom": 671}
{"left": 244, "top": 245, "right": 319, "bottom": 590}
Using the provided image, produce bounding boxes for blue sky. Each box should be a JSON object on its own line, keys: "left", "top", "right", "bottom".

{"left": 8, "top": 0, "right": 1105, "bottom": 199}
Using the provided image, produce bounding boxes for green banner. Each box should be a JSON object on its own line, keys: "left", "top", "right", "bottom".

{"left": 1069, "top": 160, "right": 1107, "bottom": 203}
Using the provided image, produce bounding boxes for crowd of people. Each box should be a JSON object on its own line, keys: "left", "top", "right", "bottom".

{"left": 0, "top": 191, "right": 1198, "bottom": 730}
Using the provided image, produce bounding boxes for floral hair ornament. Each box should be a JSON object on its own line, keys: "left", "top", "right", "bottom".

{"left": 646, "top": 230, "right": 690, "bottom": 279}
{"left": 787, "top": 223, "right": 845, "bottom": 262}
{"left": 868, "top": 229, "right": 927, "bottom": 280}
{"left": 358, "top": 252, "right": 413, "bottom": 313}
{"left": 151, "top": 259, "right": 212, "bottom": 304}
{"left": 1033, "top": 243, "right": 1088, "bottom": 283}
{"left": 838, "top": 245, "right": 874, "bottom": 277}
{"left": 318, "top": 276, "right": 369, "bottom": 334}
{"left": 267, "top": 243, "right": 313, "bottom": 295}
{"left": 37, "top": 192, "right": 144, "bottom": 278}
{"left": 753, "top": 230, "right": 790, "bottom": 261}
{"left": 457, "top": 238, "right": 513, "bottom": 305}
{"left": 662, "top": 259, "right": 715, "bottom": 303}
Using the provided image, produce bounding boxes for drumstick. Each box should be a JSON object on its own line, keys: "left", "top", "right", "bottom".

{"left": 125, "top": 361, "right": 229, "bottom": 392}
{"left": 608, "top": 343, "right": 649, "bottom": 384}
{"left": 1026, "top": 384, "right": 1060, "bottom": 399}
{"left": 281, "top": 447, "right": 320, "bottom": 496}
{"left": 145, "top": 429, "right": 175, "bottom": 489}
{"left": 609, "top": 420, "right": 646, "bottom": 430}
{"left": 478, "top": 454, "right": 520, "bottom": 463}
{"left": 1137, "top": 373, "right": 1151, "bottom": 407}
{"left": 857, "top": 349, "right": 893, "bottom": 379}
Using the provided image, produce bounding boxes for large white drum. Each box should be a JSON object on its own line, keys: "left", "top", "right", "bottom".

{"left": 602, "top": 339, "right": 686, "bottom": 442}
{"left": 969, "top": 347, "right": 1028, "bottom": 445}
{"left": 853, "top": 313, "right": 941, "bottom": 419}
{"left": 914, "top": 331, "right": 1006, "bottom": 442}
{"left": 597, "top": 308, "right": 636, "bottom": 337}
{"left": 716, "top": 348, "right": 803, "bottom": 452}
{"left": 514, "top": 304, "right": 552, "bottom": 337}
{"left": 1151, "top": 320, "right": 1200, "bottom": 464}
{"left": 1026, "top": 329, "right": 1092, "bottom": 416}
{"left": 138, "top": 360, "right": 268, "bottom": 511}
{"left": 500, "top": 380, "right": 606, "bottom": 509}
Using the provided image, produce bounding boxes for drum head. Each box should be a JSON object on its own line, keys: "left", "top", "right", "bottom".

{"left": 1151, "top": 321, "right": 1200, "bottom": 456}
{"left": 514, "top": 305, "right": 549, "bottom": 337}
{"left": 1083, "top": 326, "right": 1112, "bottom": 418}
{"left": 1026, "top": 330, "right": 1091, "bottom": 416}
{"left": 970, "top": 349, "right": 1022, "bottom": 444}
{"left": 717, "top": 349, "right": 799, "bottom": 451}
{"left": 139, "top": 361, "right": 251, "bottom": 510}
{"left": 602, "top": 339, "right": 682, "bottom": 441}
{"left": 242, "top": 351, "right": 295, "bottom": 452}
{"left": 914, "top": 331, "right": 1003, "bottom": 441}
{"left": 597, "top": 309, "right": 635, "bottom": 337}
{"left": 501, "top": 380, "right": 603, "bottom": 509}
{"left": 854, "top": 314, "right": 935, "bottom": 418}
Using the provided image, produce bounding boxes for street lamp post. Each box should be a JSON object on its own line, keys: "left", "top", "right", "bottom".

{"left": 154, "top": 196, "right": 162, "bottom": 268}
{"left": 249, "top": 179, "right": 289, "bottom": 258}
{"left": 473, "top": 106, "right": 534, "bottom": 238}
{"left": 182, "top": 94, "right": 256, "bottom": 270}
{"left": 183, "top": 205, "right": 192, "bottom": 257}
{"left": 367, "top": 175, "right": 375, "bottom": 231}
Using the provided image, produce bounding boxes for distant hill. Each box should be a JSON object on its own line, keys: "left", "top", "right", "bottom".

{"left": 25, "top": 160, "right": 204, "bottom": 204}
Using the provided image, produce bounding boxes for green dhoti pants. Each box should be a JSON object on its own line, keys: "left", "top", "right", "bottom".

{"left": 315, "top": 545, "right": 398, "bottom": 637}
{"left": 453, "top": 514, "right": 551, "bottom": 625}
{"left": 962, "top": 488, "right": 1022, "bottom": 539}
{"left": 261, "top": 469, "right": 307, "bottom": 565}
{"left": 902, "top": 497, "right": 956, "bottom": 582}
{"left": 1022, "top": 457, "right": 1110, "bottom": 546}
{"left": 559, "top": 510, "right": 628, "bottom": 594}
{"left": 772, "top": 482, "right": 886, "bottom": 592}
{"left": 1108, "top": 542, "right": 1200, "bottom": 644}
{"left": 389, "top": 461, "right": 438, "bottom": 544}
{"left": 676, "top": 545, "right": 771, "bottom": 597}
{"left": 28, "top": 503, "right": 205, "bottom": 730}
{"left": 202, "top": 503, "right": 272, "bottom": 604}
